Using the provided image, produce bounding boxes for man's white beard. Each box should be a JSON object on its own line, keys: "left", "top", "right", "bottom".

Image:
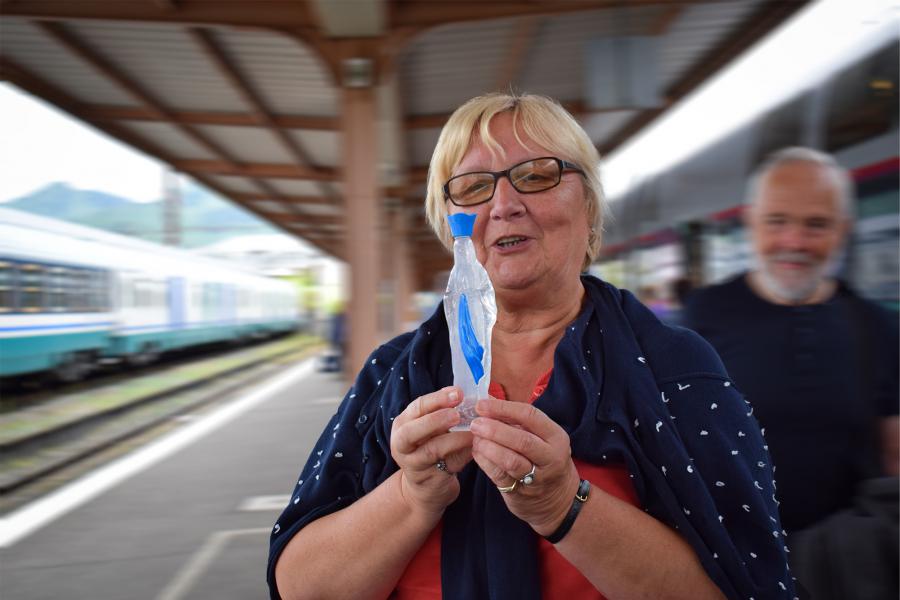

{"left": 755, "top": 251, "right": 836, "bottom": 303}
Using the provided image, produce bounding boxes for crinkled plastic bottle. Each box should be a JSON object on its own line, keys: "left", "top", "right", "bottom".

{"left": 444, "top": 213, "right": 496, "bottom": 431}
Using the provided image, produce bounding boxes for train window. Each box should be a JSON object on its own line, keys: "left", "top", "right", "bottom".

{"left": 71, "top": 270, "right": 91, "bottom": 311}
{"left": 20, "top": 263, "right": 46, "bottom": 313}
{"left": 48, "top": 266, "right": 67, "bottom": 312}
{"left": 0, "top": 261, "right": 15, "bottom": 313}
{"left": 89, "top": 271, "right": 109, "bottom": 311}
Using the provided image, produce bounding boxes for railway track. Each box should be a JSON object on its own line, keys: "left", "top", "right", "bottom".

{"left": 0, "top": 335, "right": 326, "bottom": 511}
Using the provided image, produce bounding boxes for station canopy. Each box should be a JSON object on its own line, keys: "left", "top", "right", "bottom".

{"left": 0, "top": 0, "right": 807, "bottom": 290}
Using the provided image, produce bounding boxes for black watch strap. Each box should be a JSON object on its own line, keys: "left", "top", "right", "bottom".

{"left": 544, "top": 479, "right": 591, "bottom": 544}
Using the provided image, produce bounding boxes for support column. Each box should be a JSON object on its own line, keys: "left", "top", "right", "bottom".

{"left": 342, "top": 86, "right": 379, "bottom": 377}
{"left": 391, "top": 207, "right": 416, "bottom": 332}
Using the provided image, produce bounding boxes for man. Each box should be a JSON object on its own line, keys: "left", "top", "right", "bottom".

{"left": 684, "top": 147, "right": 898, "bottom": 595}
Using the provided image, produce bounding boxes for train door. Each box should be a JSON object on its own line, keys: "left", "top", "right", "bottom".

{"left": 168, "top": 277, "right": 186, "bottom": 328}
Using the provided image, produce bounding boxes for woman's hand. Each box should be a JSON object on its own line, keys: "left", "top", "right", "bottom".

{"left": 470, "top": 398, "right": 581, "bottom": 536}
{"left": 390, "top": 386, "right": 474, "bottom": 521}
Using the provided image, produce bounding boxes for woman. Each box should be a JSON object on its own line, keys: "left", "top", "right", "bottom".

{"left": 268, "top": 93, "right": 794, "bottom": 599}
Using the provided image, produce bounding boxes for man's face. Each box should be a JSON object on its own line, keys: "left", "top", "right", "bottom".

{"left": 747, "top": 161, "right": 850, "bottom": 303}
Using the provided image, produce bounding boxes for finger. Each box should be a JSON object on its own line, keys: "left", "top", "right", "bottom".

{"left": 471, "top": 445, "right": 519, "bottom": 489}
{"left": 394, "top": 387, "right": 461, "bottom": 428}
{"left": 470, "top": 416, "right": 554, "bottom": 467}
{"left": 413, "top": 431, "right": 473, "bottom": 473}
{"left": 393, "top": 408, "right": 461, "bottom": 455}
{"left": 475, "top": 398, "right": 561, "bottom": 442}
{"left": 471, "top": 434, "right": 534, "bottom": 481}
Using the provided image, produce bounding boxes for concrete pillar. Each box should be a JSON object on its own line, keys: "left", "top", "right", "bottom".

{"left": 342, "top": 87, "right": 379, "bottom": 376}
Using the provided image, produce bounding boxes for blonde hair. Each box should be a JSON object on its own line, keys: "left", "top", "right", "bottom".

{"left": 425, "top": 92, "right": 604, "bottom": 270}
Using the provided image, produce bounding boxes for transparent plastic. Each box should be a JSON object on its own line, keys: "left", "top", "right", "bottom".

{"left": 444, "top": 214, "right": 496, "bottom": 431}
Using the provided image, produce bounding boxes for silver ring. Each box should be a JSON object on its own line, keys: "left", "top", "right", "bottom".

{"left": 519, "top": 464, "right": 536, "bottom": 486}
{"left": 436, "top": 459, "right": 449, "bottom": 473}
{"left": 497, "top": 480, "right": 517, "bottom": 494}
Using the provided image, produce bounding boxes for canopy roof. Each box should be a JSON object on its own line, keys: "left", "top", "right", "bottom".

{"left": 0, "top": 0, "right": 808, "bottom": 288}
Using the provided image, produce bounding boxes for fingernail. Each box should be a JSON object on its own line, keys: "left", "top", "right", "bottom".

{"left": 476, "top": 399, "right": 489, "bottom": 413}
{"left": 448, "top": 390, "right": 459, "bottom": 403}
{"left": 469, "top": 418, "right": 483, "bottom": 433}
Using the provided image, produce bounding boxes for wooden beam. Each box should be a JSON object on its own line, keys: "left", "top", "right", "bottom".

{"left": 190, "top": 173, "right": 345, "bottom": 259}
{"left": 190, "top": 27, "right": 317, "bottom": 169}
{"left": 598, "top": 0, "right": 811, "bottom": 155}
{"left": 405, "top": 100, "right": 660, "bottom": 131}
{"left": 36, "top": 21, "right": 241, "bottom": 164}
{"left": 170, "top": 159, "right": 338, "bottom": 180}
{"left": 649, "top": 5, "right": 683, "bottom": 35}
{"left": 408, "top": 165, "right": 428, "bottom": 183}
{"left": 2, "top": 1, "right": 317, "bottom": 29}
{"left": 232, "top": 192, "right": 340, "bottom": 207}
{"left": 390, "top": 1, "right": 714, "bottom": 28}
{"left": 494, "top": 16, "right": 539, "bottom": 91}
{"left": 0, "top": 55, "right": 178, "bottom": 162}
{"left": 190, "top": 26, "right": 340, "bottom": 201}
{"left": 0, "top": 56, "right": 343, "bottom": 260}
{"left": 82, "top": 105, "right": 340, "bottom": 130}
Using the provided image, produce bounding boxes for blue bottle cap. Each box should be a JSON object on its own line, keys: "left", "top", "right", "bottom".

{"left": 447, "top": 213, "right": 476, "bottom": 238}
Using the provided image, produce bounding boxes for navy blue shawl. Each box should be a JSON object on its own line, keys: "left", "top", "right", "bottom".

{"left": 268, "top": 276, "right": 795, "bottom": 599}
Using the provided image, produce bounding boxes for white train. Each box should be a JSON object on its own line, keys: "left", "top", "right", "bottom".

{"left": 0, "top": 207, "right": 299, "bottom": 380}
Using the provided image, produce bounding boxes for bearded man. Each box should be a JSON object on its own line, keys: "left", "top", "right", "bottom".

{"left": 684, "top": 147, "right": 898, "bottom": 542}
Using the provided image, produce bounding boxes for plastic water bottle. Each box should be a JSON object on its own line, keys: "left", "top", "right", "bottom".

{"left": 444, "top": 213, "right": 496, "bottom": 431}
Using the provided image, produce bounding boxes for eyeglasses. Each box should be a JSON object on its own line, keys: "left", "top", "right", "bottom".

{"left": 443, "top": 157, "right": 585, "bottom": 207}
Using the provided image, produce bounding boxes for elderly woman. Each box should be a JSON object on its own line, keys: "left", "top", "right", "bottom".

{"left": 268, "top": 93, "right": 794, "bottom": 599}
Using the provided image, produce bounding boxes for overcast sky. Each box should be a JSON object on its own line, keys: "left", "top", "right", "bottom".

{"left": 0, "top": 0, "right": 896, "bottom": 205}
{"left": 0, "top": 82, "right": 165, "bottom": 203}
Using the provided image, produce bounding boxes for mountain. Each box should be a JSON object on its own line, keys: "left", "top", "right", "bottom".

{"left": 3, "top": 181, "right": 277, "bottom": 247}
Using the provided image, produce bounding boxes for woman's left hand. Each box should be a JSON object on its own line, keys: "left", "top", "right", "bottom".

{"left": 470, "top": 398, "right": 581, "bottom": 536}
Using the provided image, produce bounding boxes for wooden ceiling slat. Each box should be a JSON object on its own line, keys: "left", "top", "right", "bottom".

{"left": 37, "top": 21, "right": 241, "bottom": 165}
{"left": 390, "top": 1, "right": 710, "bottom": 28}
{"left": 649, "top": 5, "right": 684, "bottom": 35}
{"left": 494, "top": 16, "right": 539, "bottom": 92}
{"left": 232, "top": 192, "right": 339, "bottom": 206}
{"left": 190, "top": 27, "right": 315, "bottom": 169}
{"left": 171, "top": 160, "right": 338, "bottom": 180}
{"left": 81, "top": 105, "right": 340, "bottom": 130}
{"left": 0, "top": 55, "right": 177, "bottom": 163}
{"left": 190, "top": 26, "right": 339, "bottom": 202}
{"left": 1, "top": 0, "right": 317, "bottom": 29}
{"left": 0, "top": 56, "right": 344, "bottom": 260}
{"left": 404, "top": 100, "right": 652, "bottom": 131}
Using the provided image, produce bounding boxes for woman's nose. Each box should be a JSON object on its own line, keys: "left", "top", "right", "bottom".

{"left": 489, "top": 176, "right": 526, "bottom": 220}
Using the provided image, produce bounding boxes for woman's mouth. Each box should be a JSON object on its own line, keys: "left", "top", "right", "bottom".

{"left": 495, "top": 236, "right": 527, "bottom": 249}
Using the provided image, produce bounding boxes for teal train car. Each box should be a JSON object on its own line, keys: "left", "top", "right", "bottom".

{"left": 0, "top": 208, "right": 299, "bottom": 381}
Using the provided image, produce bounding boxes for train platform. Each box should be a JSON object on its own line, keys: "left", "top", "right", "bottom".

{"left": 0, "top": 334, "right": 324, "bottom": 511}
{"left": 0, "top": 354, "right": 346, "bottom": 599}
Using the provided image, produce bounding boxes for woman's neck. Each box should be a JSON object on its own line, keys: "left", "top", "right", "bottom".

{"left": 493, "top": 277, "right": 585, "bottom": 349}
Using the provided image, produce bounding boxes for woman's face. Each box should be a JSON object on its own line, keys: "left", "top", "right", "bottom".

{"left": 446, "top": 112, "right": 590, "bottom": 294}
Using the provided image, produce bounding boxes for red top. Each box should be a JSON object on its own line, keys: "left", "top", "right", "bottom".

{"left": 394, "top": 370, "right": 640, "bottom": 599}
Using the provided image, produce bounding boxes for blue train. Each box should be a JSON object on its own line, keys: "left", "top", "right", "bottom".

{"left": 0, "top": 208, "right": 300, "bottom": 381}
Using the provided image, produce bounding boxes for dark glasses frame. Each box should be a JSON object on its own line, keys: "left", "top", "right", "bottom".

{"left": 443, "top": 156, "right": 585, "bottom": 207}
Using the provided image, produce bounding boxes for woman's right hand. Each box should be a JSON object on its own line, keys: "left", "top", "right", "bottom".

{"left": 390, "top": 386, "right": 473, "bottom": 520}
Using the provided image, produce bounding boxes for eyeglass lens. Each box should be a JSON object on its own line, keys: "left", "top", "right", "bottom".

{"left": 447, "top": 158, "right": 562, "bottom": 206}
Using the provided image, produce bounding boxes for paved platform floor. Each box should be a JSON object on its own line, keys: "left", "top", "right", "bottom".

{"left": 0, "top": 357, "right": 347, "bottom": 600}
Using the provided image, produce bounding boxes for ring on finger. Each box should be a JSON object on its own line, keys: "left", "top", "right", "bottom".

{"left": 497, "top": 480, "right": 517, "bottom": 494}
{"left": 519, "top": 464, "right": 537, "bottom": 486}
{"left": 436, "top": 459, "right": 449, "bottom": 473}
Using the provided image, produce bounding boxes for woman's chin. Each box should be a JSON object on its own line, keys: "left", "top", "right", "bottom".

{"left": 489, "top": 263, "right": 543, "bottom": 292}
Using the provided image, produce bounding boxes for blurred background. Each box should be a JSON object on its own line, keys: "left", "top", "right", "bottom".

{"left": 0, "top": 1, "right": 897, "bottom": 598}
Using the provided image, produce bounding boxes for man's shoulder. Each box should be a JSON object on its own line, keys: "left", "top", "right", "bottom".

{"left": 682, "top": 273, "right": 751, "bottom": 330}
{"left": 686, "top": 273, "right": 748, "bottom": 306}
{"left": 837, "top": 284, "right": 898, "bottom": 321}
